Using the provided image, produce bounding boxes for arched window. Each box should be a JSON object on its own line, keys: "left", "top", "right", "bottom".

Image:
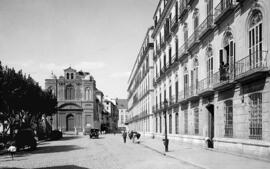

{"left": 65, "top": 84, "right": 75, "bottom": 100}
{"left": 249, "top": 10, "right": 263, "bottom": 68}
{"left": 220, "top": 27, "right": 234, "bottom": 81}
{"left": 66, "top": 73, "right": 70, "bottom": 79}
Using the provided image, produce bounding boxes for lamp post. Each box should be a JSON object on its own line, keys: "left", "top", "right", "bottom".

{"left": 163, "top": 99, "right": 169, "bottom": 152}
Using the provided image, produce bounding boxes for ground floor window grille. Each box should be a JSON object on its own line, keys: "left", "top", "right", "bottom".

{"left": 175, "top": 113, "right": 179, "bottom": 134}
{"left": 224, "top": 100, "right": 233, "bottom": 137}
{"left": 169, "top": 114, "right": 172, "bottom": 134}
{"left": 184, "top": 110, "right": 188, "bottom": 134}
{"left": 194, "top": 108, "right": 199, "bottom": 135}
{"left": 249, "top": 93, "right": 262, "bottom": 140}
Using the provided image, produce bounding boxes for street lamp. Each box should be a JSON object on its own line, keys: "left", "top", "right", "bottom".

{"left": 163, "top": 99, "right": 169, "bottom": 152}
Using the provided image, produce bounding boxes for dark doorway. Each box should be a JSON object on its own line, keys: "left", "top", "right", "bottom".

{"left": 66, "top": 114, "right": 74, "bottom": 131}
{"left": 206, "top": 104, "right": 214, "bottom": 148}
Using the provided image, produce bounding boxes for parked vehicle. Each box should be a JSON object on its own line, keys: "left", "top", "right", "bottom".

{"left": 15, "top": 128, "right": 37, "bottom": 151}
{"left": 89, "top": 129, "right": 99, "bottom": 139}
{"left": 50, "top": 130, "right": 63, "bottom": 140}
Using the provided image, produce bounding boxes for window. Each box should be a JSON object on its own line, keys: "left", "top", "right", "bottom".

{"left": 249, "top": 93, "right": 262, "bottom": 140}
{"left": 194, "top": 108, "right": 199, "bottom": 135}
{"left": 160, "top": 115, "right": 162, "bottom": 133}
{"left": 175, "top": 81, "right": 179, "bottom": 102}
{"left": 66, "top": 73, "right": 69, "bottom": 79}
{"left": 169, "top": 114, "right": 172, "bottom": 134}
{"left": 156, "top": 116, "right": 158, "bottom": 133}
{"left": 85, "top": 88, "right": 90, "bottom": 100}
{"left": 249, "top": 10, "right": 263, "bottom": 69}
{"left": 184, "top": 110, "right": 188, "bottom": 134}
{"left": 175, "top": 113, "right": 179, "bottom": 134}
{"left": 121, "top": 115, "right": 124, "bottom": 124}
{"left": 65, "top": 85, "right": 75, "bottom": 100}
{"left": 71, "top": 73, "right": 74, "bottom": 79}
{"left": 224, "top": 100, "right": 233, "bottom": 137}
{"left": 184, "top": 67, "right": 189, "bottom": 98}
{"left": 207, "top": 46, "right": 214, "bottom": 86}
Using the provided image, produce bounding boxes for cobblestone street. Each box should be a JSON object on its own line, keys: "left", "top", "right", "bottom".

{"left": 0, "top": 134, "right": 201, "bottom": 169}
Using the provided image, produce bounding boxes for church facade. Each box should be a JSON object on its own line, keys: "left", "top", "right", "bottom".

{"left": 45, "top": 67, "right": 100, "bottom": 133}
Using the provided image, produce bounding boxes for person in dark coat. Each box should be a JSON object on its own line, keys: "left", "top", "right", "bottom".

{"left": 122, "top": 131, "right": 127, "bottom": 143}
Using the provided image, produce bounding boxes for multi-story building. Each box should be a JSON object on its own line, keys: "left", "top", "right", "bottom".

{"left": 127, "top": 27, "right": 155, "bottom": 136}
{"left": 128, "top": 0, "right": 270, "bottom": 159}
{"left": 103, "top": 97, "right": 119, "bottom": 133}
{"left": 45, "top": 67, "right": 101, "bottom": 134}
{"left": 116, "top": 99, "right": 128, "bottom": 131}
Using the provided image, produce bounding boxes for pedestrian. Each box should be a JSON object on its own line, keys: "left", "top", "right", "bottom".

{"left": 122, "top": 130, "right": 127, "bottom": 143}
{"left": 132, "top": 132, "right": 137, "bottom": 143}
{"left": 7, "top": 143, "right": 16, "bottom": 160}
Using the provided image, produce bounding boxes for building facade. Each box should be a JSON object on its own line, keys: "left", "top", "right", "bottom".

{"left": 127, "top": 27, "right": 155, "bottom": 136}
{"left": 116, "top": 99, "right": 128, "bottom": 130}
{"left": 45, "top": 67, "right": 101, "bottom": 134}
{"left": 102, "top": 97, "right": 119, "bottom": 133}
{"left": 127, "top": 0, "right": 270, "bottom": 159}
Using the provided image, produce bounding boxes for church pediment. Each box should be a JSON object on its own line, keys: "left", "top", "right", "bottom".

{"left": 58, "top": 103, "right": 82, "bottom": 110}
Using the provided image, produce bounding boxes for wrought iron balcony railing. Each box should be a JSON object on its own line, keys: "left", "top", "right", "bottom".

{"left": 198, "top": 75, "right": 214, "bottom": 95}
{"left": 187, "top": 30, "right": 199, "bottom": 50}
{"left": 178, "top": 42, "right": 188, "bottom": 61}
{"left": 179, "top": 0, "right": 188, "bottom": 20}
{"left": 235, "top": 50, "right": 268, "bottom": 79}
{"left": 170, "top": 14, "right": 179, "bottom": 33}
{"left": 213, "top": 68, "right": 234, "bottom": 90}
{"left": 214, "top": 0, "right": 236, "bottom": 24}
{"left": 198, "top": 14, "right": 214, "bottom": 39}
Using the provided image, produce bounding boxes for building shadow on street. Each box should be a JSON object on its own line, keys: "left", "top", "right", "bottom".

{"left": 53, "top": 135, "right": 81, "bottom": 141}
{"left": 12, "top": 144, "right": 82, "bottom": 158}
{"left": 2, "top": 165, "right": 88, "bottom": 169}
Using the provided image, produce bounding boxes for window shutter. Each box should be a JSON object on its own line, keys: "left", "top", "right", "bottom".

{"left": 219, "top": 49, "right": 223, "bottom": 64}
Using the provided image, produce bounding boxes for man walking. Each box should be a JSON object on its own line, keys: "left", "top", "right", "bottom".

{"left": 122, "top": 130, "right": 127, "bottom": 143}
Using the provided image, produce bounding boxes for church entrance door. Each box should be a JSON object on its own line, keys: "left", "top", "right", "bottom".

{"left": 66, "top": 114, "right": 74, "bottom": 131}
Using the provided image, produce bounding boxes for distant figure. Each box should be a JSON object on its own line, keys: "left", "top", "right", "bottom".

{"left": 8, "top": 144, "right": 16, "bottom": 160}
{"left": 122, "top": 131, "right": 127, "bottom": 143}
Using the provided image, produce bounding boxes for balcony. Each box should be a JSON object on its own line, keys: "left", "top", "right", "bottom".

{"left": 170, "top": 14, "right": 179, "bottom": 33}
{"left": 161, "top": 38, "right": 166, "bottom": 50}
{"left": 187, "top": 85, "right": 199, "bottom": 101}
{"left": 179, "top": 0, "right": 189, "bottom": 21}
{"left": 165, "top": 30, "right": 172, "bottom": 43}
{"left": 152, "top": 0, "right": 174, "bottom": 38}
{"left": 187, "top": 30, "right": 200, "bottom": 51}
{"left": 214, "top": 0, "right": 236, "bottom": 25}
{"left": 157, "top": 49, "right": 161, "bottom": 57}
{"left": 156, "top": 67, "right": 166, "bottom": 84}
{"left": 187, "top": 0, "right": 196, "bottom": 6}
{"left": 235, "top": 51, "right": 269, "bottom": 82}
{"left": 198, "top": 15, "right": 214, "bottom": 40}
{"left": 213, "top": 68, "right": 235, "bottom": 91}
{"left": 198, "top": 76, "right": 214, "bottom": 96}
{"left": 177, "top": 90, "right": 184, "bottom": 103}
{"left": 178, "top": 43, "right": 189, "bottom": 61}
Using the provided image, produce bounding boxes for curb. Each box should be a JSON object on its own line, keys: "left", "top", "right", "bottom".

{"left": 140, "top": 142, "right": 207, "bottom": 169}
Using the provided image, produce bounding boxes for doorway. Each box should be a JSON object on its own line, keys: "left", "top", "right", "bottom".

{"left": 66, "top": 114, "right": 75, "bottom": 131}
{"left": 206, "top": 104, "right": 214, "bottom": 148}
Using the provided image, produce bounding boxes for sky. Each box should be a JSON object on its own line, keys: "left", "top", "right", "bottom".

{"left": 0, "top": 0, "right": 159, "bottom": 99}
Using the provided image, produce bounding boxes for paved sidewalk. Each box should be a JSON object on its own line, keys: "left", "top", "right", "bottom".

{"left": 139, "top": 136, "right": 270, "bottom": 169}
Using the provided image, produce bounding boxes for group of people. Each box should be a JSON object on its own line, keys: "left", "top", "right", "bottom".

{"left": 121, "top": 130, "right": 141, "bottom": 144}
